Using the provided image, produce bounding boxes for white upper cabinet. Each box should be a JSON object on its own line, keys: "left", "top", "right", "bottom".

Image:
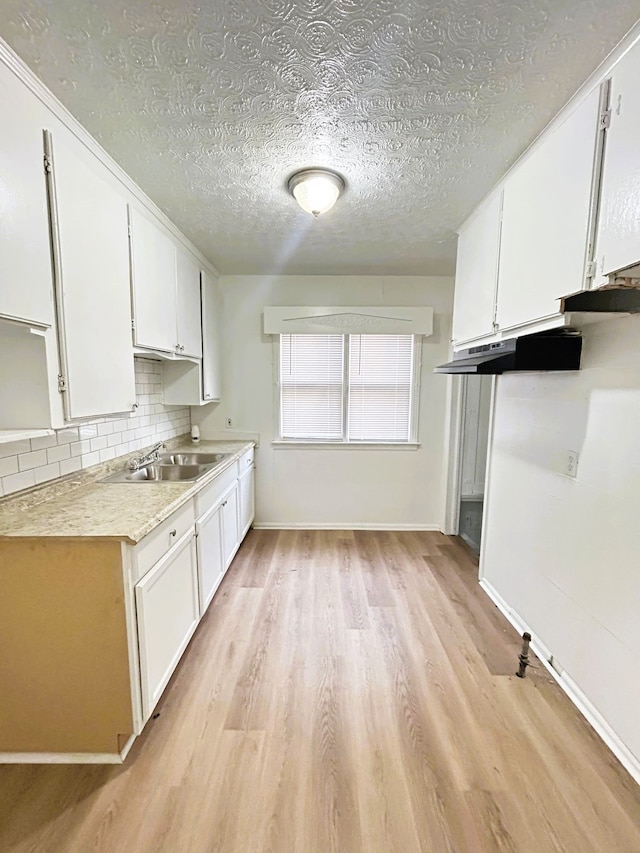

{"left": 0, "top": 63, "right": 53, "bottom": 327}
{"left": 129, "top": 207, "right": 203, "bottom": 357}
{"left": 48, "top": 133, "right": 136, "bottom": 419}
{"left": 129, "top": 207, "right": 178, "bottom": 354}
{"left": 496, "top": 86, "right": 602, "bottom": 332}
{"left": 594, "top": 40, "right": 640, "bottom": 282}
{"left": 175, "top": 249, "right": 202, "bottom": 358}
{"left": 452, "top": 192, "right": 502, "bottom": 347}
{"left": 201, "top": 270, "right": 222, "bottom": 401}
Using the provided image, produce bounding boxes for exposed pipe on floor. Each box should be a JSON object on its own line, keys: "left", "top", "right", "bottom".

{"left": 516, "top": 632, "right": 532, "bottom": 678}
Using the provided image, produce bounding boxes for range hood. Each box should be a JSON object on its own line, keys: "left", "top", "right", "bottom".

{"left": 434, "top": 331, "right": 582, "bottom": 375}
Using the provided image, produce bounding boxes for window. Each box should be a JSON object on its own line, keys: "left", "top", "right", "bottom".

{"left": 279, "top": 334, "right": 419, "bottom": 443}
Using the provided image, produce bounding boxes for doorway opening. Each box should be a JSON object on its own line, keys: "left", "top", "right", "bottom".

{"left": 456, "top": 375, "right": 492, "bottom": 554}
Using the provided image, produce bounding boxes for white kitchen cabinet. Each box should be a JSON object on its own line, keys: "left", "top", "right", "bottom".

{"left": 221, "top": 482, "right": 240, "bottom": 569}
{"left": 195, "top": 496, "right": 225, "bottom": 615}
{"left": 0, "top": 62, "right": 53, "bottom": 327}
{"left": 135, "top": 527, "right": 199, "bottom": 721}
{"left": 129, "top": 207, "right": 203, "bottom": 358}
{"left": 129, "top": 206, "right": 178, "bottom": 354}
{"left": 238, "top": 449, "right": 255, "bottom": 539}
{"left": 47, "top": 132, "right": 136, "bottom": 419}
{"left": 452, "top": 192, "right": 502, "bottom": 348}
{"left": 495, "top": 86, "right": 603, "bottom": 332}
{"left": 201, "top": 270, "right": 223, "bottom": 402}
{"left": 594, "top": 41, "right": 640, "bottom": 282}
{"left": 162, "top": 269, "right": 222, "bottom": 406}
{"left": 176, "top": 249, "right": 203, "bottom": 358}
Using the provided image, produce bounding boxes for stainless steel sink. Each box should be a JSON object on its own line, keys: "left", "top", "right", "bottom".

{"left": 101, "top": 464, "right": 211, "bottom": 483}
{"left": 158, "top": 452, "right": 230, "bottom": 466}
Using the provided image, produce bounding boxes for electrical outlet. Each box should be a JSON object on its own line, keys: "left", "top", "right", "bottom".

{"left": 565, "top": 450, "right": 579, "bottom": 477}
{"left": 225, "top": 417, "right": 233, "bottom": 429}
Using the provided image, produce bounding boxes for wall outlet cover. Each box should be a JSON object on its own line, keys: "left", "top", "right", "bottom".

{"left": 565, "top": 450, "right": 579, "bottom": 477}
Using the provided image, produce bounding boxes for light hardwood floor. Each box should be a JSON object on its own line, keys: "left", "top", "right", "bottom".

{"left": 1, "top": 529, "right": 640, "bottom": 852}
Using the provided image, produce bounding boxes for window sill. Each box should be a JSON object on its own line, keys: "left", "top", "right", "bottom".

{"left": 271, "top": 441, "right": 420, "bottom": 451}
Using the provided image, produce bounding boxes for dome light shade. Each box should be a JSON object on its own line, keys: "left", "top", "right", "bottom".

{"left": 288, "top": 168, "right": 345, "bottom": 216}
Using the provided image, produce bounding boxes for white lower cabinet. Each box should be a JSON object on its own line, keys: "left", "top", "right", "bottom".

{"left": 221, "top": 482, "right": 240, "bottom": 568}
{"left": 135, "top": 527, "right": 199, "bottom": 721}
{"left": 238, "top": 452, "right": 255, "bottom": 539}
{"left": 195, "top": 497, "right": 225, "bottom": 616}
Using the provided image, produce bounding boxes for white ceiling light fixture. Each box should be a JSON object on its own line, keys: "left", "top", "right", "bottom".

{"left": 288, "top": 168, "right": 345, "bottom": 217}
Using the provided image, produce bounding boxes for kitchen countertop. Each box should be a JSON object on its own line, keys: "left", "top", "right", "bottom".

{"left": 0, "top": 439, "right": 254, "bottom": 544}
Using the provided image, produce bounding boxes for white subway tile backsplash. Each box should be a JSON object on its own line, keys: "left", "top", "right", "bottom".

{"left": 60, "top": 457, "right": 82, "bottom": 476}
{"left": 1, "top": 357, "right": 190, "bottom": 498}
{"left": 56, "top": 428, "right": 80, "bottom": 444}
{"left": 30, "top": 434, "right": 58, "bottom": 451}
{"left": 0, "top": 456, "right": 19, "bottom": 478}
{"left": 3, "top": 470, "right": 36, "bottom": 493}
{"left": 35, "top": 462, "right": 60, "bottom": 484}
{"left": 47, "top": 445, "right": 71, "bottom": 464}
{"left": 0, "top": 439, "right": 31, "bottom": 459}
{"left": 18, "top": 450, "right": 48, "bottom": 471}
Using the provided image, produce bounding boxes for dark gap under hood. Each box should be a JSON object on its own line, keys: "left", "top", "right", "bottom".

{"left": 434, "top": 331, "right": 582, "bottom": 375}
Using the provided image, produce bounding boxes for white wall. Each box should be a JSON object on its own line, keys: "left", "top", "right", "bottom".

{"left": 481, "top": 314, "right": 640, "bottom": 776}
{"left": 194, "top": 275, "right": 454, "bottom": 529}
{"left": 0, "top": 358, "right": 190, "bottom": 497}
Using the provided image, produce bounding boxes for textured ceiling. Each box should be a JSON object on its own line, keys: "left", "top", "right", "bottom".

{"left": 0, "top": 1, "right": 638, "bottom": 276}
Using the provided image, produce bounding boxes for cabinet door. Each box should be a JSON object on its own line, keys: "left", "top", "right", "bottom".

{"left": 238, "top": 465, "right": 255, "bottom": 539}
{"left": 452, "top": 192, "right": 501, "bottom": 347}
{"left": 496, "top": 87, "right": 601, "bottom": 331}
{"left": 176, "top": 249, "right": 202, "bottom": 358}
{"left": 195, "top": 499, "right": 224, "bottom": 615}
{"left": 50, "top": 134, "right": 136, "bottom": 419}
{"left": 221, "top": 483, "right": 240, "bottom": 569}
{"left": 129, "top": 207, "right": 177, "bottom": 354}
{"left": 0, "top": 64, "right": 53, "bottom": 326}
{"left": 201, "top": 270, "right": 223, "bottom": 401}
{"left": 595, "top": 42, "right": 640, "bottom": 280}
{"left": 135, "top": 529, "right": 199, "bottom": 721}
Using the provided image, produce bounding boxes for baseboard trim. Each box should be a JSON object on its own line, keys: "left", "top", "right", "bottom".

{"left": 253, "top": 523, "right": 443, "bottom": 532}
{"left": 479, "top": 578, "right": 640, "bottom": 787}
{"left": 0, "top": 734, "right": 137, "bottom": 765}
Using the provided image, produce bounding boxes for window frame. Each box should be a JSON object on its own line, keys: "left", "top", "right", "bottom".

{"left": 274, "top": 333, "right": 422, "bottom": 447}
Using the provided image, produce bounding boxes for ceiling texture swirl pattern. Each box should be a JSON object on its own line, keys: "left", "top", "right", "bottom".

{"left": 0, "top": 0, "right": 638, "bottom": 275}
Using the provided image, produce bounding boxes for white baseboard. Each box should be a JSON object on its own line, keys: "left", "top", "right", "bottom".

{"left": 480, "top": 578, "right": 640, "bottom": 787}
{"left": 253, "top": 522, "right": 443, "bottom": 532}
{"left": 0, "top": 733, "right": 137, "bottom": 765}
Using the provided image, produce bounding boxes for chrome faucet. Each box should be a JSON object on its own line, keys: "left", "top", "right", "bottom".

{"left": 128, "top": 442, "right": 165, "bottom": 471}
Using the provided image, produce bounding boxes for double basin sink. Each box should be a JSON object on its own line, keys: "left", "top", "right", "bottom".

{"left": 102, "top": 452, "right": 231, "bottom": 484}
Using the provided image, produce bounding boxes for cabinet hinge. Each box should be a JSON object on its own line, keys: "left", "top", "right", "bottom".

{"left": 43, "top": 154, "right": 52, "bottom": 174}
{"left": 600, "top": 107, "right": 611, "bottom": 130}
{"left": 131, "top": 319, "right": 135, "bottom": 331}
{"left": 57, "top": 374, "right": 67, "bottom": 393}
{"left": 585, "top": 259, "right": 597, "bottom": 280}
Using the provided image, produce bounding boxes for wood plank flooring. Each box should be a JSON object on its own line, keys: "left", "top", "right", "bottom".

{"left": 1, "top": 529, "right": 640, "bottom": 852}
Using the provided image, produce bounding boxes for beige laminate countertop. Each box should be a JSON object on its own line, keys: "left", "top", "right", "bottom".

{"left": 0, "top": 440, "right": 254, "bottom": 544}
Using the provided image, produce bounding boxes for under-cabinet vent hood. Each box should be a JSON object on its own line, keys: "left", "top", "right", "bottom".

{"left": 434, "top": 332, "right": 582, "bottom": 375}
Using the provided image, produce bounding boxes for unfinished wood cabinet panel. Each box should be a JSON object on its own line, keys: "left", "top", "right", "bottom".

{"left": 0, "top": 539, "right": 134, "bottom": 755}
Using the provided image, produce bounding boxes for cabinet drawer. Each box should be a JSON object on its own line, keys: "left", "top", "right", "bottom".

{"left": 238, "top": 446, "right": 255, "bottom": 471}
{"left": 195, "top": 461, "right": 239, "bottom": 517}
{"left": 133, "top": 500, "right": 195, "bottom": 583}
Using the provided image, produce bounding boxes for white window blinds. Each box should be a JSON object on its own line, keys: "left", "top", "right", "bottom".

{"left": 280, "top": 333, "right": 416, "bottom": 442}
{"left": 280, "top": 334, "right": 344, "bottom": 439}
{"left": 347, "top": 335, "right": 414, "bottom": 441}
